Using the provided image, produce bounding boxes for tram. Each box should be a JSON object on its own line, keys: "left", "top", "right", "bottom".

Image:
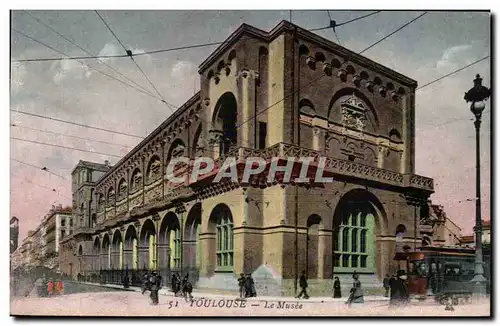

{"left": 395, "top": 246, "right": 491, "bottom": 304}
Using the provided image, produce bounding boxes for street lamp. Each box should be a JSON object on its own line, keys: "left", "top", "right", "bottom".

{"left": 464, "top": 74, "right": 491, "bottom": 300}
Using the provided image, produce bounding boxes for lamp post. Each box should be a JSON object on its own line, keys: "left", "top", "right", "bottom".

{"left": 464, "top": 74, "right": 491, "bottom": 300}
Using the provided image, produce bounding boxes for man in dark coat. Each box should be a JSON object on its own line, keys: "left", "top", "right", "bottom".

{"left": 296, "top": 271, "right": 309, "bottom": 299}
{"left": 244, "top": 273, "right": 256, "bottom": 298}
{"left": 333, "top": 276, "right": 342, "bottom": 298}
{"left": 141, "top": 271, "right": 150, "bottom": 295}
{"left": 389, "top": 270, "right": 410, "bottom": 307}
{"left": 149, "top": 271, "right": 161, "bottom": 305}
{"left": 238, "top": 273, "right": 246, "bottom": 299}
{"left": 171, "top": 273, "right": 180, "bottom": 296}
{"left": 383, "top": 274, "right": 391, "bottom": 297}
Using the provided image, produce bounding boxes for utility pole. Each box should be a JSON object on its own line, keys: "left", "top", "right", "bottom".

{"left": 291, "top": 25, "right": 299, "bottom": 296}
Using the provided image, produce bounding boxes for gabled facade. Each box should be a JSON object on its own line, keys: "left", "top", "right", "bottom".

{"left": 59, "top": 21, "right": 434, "bottom": 295}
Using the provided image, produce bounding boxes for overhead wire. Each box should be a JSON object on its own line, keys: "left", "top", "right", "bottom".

{"left": 11, "top": 12, "right": 489, "bottom": 167}
{"left": 21, "top": 10, "right": 153, "bottom": 95}
{"left": 11, "top": 158, "right": 69, "bottom": 181}
{"left": 11, "top": 109, "right": 144, "bottom": 139}
{"left": 416, "top": 56, "right": 490, "bottom": 91}
{"left": 10, "top": 171, "right": 70, "bottom": 199}
{"left": 11, "top": 137, "right": 123, "bottom": 158}
{"left": 12, "top": 13, "right": 487, "bottom": 156}
{"left": 94, "top": 10, "right": 175, "bottom": 113}
{"left": 310, "top": 10, "right": 382, "bottom": 32}
{"left": 235, "top": 12, "right": 430, "bottom": 130}
{"left": 11, "top": 123, "right": 131, "bottom": 149}
{"left": 13, "top": 11, "right": 382, "bottom": 64}
{"left": 11, "top": 28, "right": 169, "bottom": 105}
{"left": 359, "top": 12, "right": 427, "bottom": 54}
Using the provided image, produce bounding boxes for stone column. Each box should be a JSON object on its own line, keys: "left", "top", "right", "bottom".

{"left": 317, "top": 229, "right": 333, "bottom": 279}
{"left": 199, "top": 232, "right": 216, "bottom": 276}
{"left": 312, "top": 127, "right": 321, "bottom": 151}
{"left": 138, "top": 246, "right": 149, "bottom": 270}
{"left": 183, "top": 240, "right": 196, "bottom": 269}
{"left": 238, "top": 69, "right": 257, "bottom": 148}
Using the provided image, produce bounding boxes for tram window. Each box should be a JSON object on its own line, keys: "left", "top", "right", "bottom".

{"left": 412, "top": 261, "right": 429, "bottom": 277}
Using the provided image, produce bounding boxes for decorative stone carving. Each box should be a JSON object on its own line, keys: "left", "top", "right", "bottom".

{"left": 322, "top": 62, "right": 332, "bottom": 75}
{"left": 224, "top": 63, "right": 231, "bottom": 76}
{"left": 214, "top": 72, "right": 221, "bottom": 84}
{"left": 379, "top": 86, "right": 387, "bottom": 97}
{"left": 337, "top": 68, "right": 347, "bottom": 80}
{"left": 366, "top": 80, "right": 374, "bottom": 92}
{"left": 119, "top": 182, "right": 127, "bottom": 199}
{"left": 352, "top": 74, "right": 361, "bottom": 87}
{"left": 203, "top": 98, "right": 210, "bottom": 107}
{"left": 391, "top": 91, "right": 399, "bottom": 101}
{"left": 149, "top": 160, "right": 161, "bottom": 181}
{"left": 240, "top": 69, "right": 250, "bottom": 79}
{"left": 340, "top": 94, "right": 367, "bottom": 132}
{"left": 171, "top": 143, "right": 186, "bottom": 158}
{"left": 132, "top": 172, "right": 143, "bottom": 192}
{"left": 306, "top": 56, "right": 316, "bottom": 69}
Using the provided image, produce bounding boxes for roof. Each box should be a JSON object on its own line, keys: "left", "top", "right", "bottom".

{"left": 10, "top": 216, "right": 19, "bottom": 223}
{"left": 95, "top": 91, "right": 201, "bottom": 186}
{"left": 198, "top": 20, "right": 417, "bottom": 87}
{"left": 459, "top": 235, "right": 474, "bottom": 243}
{"left": 72, "top": 160, "right": 111, "bottom": 175}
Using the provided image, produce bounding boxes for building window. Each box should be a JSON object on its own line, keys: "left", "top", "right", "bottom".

{"left": 61, "top": 219, "right": 65, "bottom": 227}
{"left": 171, "top": 228, "right": 181, "bottom": 269}
{"left": 334, "top": 212, "right": 373, "bottom": 272}
{"left": 216, "top": 213, "right": 234, "bottom": 269}
{"left": 258, "top": 121, "right": 267, "bottom": 149}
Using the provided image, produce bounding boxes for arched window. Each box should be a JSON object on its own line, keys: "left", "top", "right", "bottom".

{"left": 216, "top": 213, "right": 234, "bottom": 269}
{"left": 334, "top": 211, "right": 373, "bottom": 271}
{"left": 170, "top": 228, "right": 181, "bottom": 269}
{"left": 130, "top": 169, "right": 143, "bottom": 193}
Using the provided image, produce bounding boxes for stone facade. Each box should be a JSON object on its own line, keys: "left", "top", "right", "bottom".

{"left": 59, "top": 21, "right": 434, "bottom": 295}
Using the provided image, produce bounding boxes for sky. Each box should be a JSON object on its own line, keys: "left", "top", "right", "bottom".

{"left": 10, "top": 10, "right": 491, "bottom": 241}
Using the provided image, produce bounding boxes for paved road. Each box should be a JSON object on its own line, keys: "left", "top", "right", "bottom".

{"left": 10, "top": 290, "right": 490, "bottom": 317}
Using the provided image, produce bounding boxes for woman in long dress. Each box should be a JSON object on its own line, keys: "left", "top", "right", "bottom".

{"left": 346, "top": 274, "right": 364, "bottom": 306}
{"left": 333, "top": 277, "right": 342, "bottom": 298}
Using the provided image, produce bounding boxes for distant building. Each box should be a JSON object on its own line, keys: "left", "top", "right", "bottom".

{"left": 482, "top": 219, "right": 490, "bottom": 244}
{"left": 459, "top": 235, "right": 475, "bottom": 248}
{"left": 459, "top": 219, "right": 491, "bottom": 248}
{"left": 10, "top": 216, "right": 19, "bottom": 254}
{"left": 420, "top": 202, "right": 462, "bottom": 247}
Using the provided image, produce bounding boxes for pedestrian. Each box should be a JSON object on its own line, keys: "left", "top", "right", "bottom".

{"left": 141, "top": 271, "right": 150, "bottom": 295}
{"left": 122, "top": 272, "right": 130, "bottom": 289}
{"left": 296, "top": 271, "right": 309, "bottom": 299}
{"left": 182, "top": 277, "right": 194, "bottom": 302}
{"left": 346, "top": 273, "right": 364, "bottom": 306}
{"left": 149, "top": 271, "right": 161, "bottom": 305}
{"left": 389, "top": 270, "right": 410, "bottom": 307}
{"left": 47, "top": 279, "right": 54, "bottom": 297}
{"left": 34, "top": 276, "right": 45, "bottom": 297}
{"left": 383, "top": 274, "right": 391, "bottom": 297}
{"left": 238, "top": 273, "right": 246, "bottom": 299}
{"left": 248, "top": 274, "right": 257, "bottom": 297}
{"left": 333, "top": 276, "right": 342, "bottom": 298}
{"left": 171, "top": 273, "right": 180, "bottom": 296}
{"left": 55, "top": 279, "right": 64, "bottom": 295}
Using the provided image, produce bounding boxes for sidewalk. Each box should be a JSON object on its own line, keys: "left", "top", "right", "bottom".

{"left": 77, "top": 281, "right": 408, "bottom": 303}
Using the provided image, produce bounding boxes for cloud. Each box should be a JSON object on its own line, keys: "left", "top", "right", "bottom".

{"left": 436, "top": 44, "right": 472, "bottom": 69}
{"left": 10, "top": 61, "right": 27, "bottom": 93}
{"left": 51, "top": 59, "right": 93, "bottom": 85}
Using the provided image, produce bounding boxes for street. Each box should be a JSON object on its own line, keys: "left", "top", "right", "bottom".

{"left": 10, "top": 290, "right": 491, "bottom": 317}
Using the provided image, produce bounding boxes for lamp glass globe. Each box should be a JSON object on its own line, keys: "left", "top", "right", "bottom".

{"left": 474, "top": 101, "right": 486, "bottom": 111}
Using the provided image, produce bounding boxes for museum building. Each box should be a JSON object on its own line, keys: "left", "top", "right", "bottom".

{"left": 59, "top": 20, "right": 434, "bottom": 296}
